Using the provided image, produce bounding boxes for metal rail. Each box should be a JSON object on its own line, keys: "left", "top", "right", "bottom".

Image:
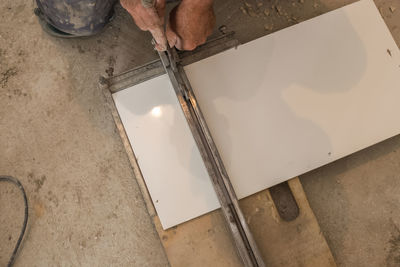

{"left": 108, "top": 32, "right": 238, "bottom": 94}
{"left": 158, "top": 46, "right": 266, "bottom": 267}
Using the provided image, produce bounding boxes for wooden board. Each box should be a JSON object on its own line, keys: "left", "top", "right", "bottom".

{"left": 153, "top": 178, "right": 336, "bottom": 266}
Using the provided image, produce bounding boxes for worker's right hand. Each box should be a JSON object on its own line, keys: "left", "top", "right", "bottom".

{"left": 166, "top": 0, "right": 215, "bottom": 51}
{"left": 121, "top": 0, "right": 167, "bottom": 51}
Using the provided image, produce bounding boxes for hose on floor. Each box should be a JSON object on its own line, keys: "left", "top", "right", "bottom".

{"left": 0, "top": 176, "right": 28, "bottom": 267}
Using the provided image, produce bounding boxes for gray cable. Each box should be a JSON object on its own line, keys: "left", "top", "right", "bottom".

{"left": 0, "top": 176, "right": 28, "bottom": 267}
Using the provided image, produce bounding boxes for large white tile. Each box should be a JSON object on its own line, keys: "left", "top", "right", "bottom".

{"left": 114, "top": 0, "right": 400, "bottom": 229}
{"left": 185, "top": 0, "right": 400, "bottom": 198}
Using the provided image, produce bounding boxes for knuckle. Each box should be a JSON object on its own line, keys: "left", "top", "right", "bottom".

{"left": 138, "top": 24, "right": 148, "bottom": 31}
{"left": 184, "top": 42, "right": 197, "bottom": 51}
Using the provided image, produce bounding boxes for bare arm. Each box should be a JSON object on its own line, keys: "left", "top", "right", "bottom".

{"left": 120, "top": 0, "right": 167, "bottom": 50}
{"left": 121, "top": 0, "right": 215, "bottom": 51}
{"left": 166, "top": 0, "right": 215, "bottom": 50}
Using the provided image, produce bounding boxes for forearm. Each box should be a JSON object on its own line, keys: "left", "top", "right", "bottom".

{"left": 121, "top": 0, "right": 167, "bottom": 50}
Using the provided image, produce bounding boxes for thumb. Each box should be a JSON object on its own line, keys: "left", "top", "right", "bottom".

{"left": 149, "top": 26, "right": 167, "bottom": 51}
{"left": 166, "top": 24, "right": 183, "bottom": 50}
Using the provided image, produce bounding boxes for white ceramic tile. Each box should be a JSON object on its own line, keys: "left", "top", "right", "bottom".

{"left": 185, "top": 0, "right": 400, "bottom": 198}
{"left": 112, "top": 75, "right": 220, "bottom": 229}
{"left": 114, "top": 0, "right": 400, "bottom": 229}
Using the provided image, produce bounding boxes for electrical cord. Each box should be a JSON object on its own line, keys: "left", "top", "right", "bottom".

{"left": 0, "top": 176, "right": 28, "bottom": 267}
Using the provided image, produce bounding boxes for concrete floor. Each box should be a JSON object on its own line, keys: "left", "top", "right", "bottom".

{"left": 0, "top": 0, "right": 399, "bottom": 266}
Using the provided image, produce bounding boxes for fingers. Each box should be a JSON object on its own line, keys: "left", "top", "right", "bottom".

{"left": 150, "top": 27, "right": 167, "bottom": 51}
{"left": 183, "top": 40, "right": 202, "bottom": 51}
{"left": 150, "top": 0, "right": 167, "bottom": 50}
{"left": 166, "top": 26, "right": 199, "bottom": 51}
{"left": 166, "top": 3, "right": 215, "bottom": 51}
{"left": 166, "top": 24, "right": 182, "bottom": 50}
{"left": 174, "top": 36, "right": 183, "bottom": 50}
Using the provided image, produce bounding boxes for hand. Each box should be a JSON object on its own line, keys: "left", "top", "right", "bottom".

{"left": 166, "top": 0, "right": 215, "bottom": 51}
{"left": 121, "top": 0, "right": 167, "bottom": 50}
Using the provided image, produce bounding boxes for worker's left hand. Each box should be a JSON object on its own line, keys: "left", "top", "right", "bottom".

{"left": 166, "top": 0, "right": 215, "bottom": 51}
{"left": 121, "top": 0, "right": 167, "bottom": 51}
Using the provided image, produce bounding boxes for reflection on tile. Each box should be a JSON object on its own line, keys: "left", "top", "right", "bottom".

{"left": 113, "top": 75, "right": 220, "bottom": 229}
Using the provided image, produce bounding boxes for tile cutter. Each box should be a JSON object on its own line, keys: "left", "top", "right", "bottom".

{"left": 157, "top": 44, "right": 266, "bottom": 267}
{"left": 101, "top": 31, "right": 266, "bottom": 266}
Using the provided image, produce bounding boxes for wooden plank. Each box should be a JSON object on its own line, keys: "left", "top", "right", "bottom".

{"left": 241, "top": 178, "right": 336, "bottom": 266}
{"left": 153, "top": 177, "right": 336, "bottom": 267}
{"left": 153, "top": 211, "right": 241, "bottom": 267}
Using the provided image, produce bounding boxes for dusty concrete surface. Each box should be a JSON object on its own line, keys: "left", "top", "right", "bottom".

{"left": 1, "top": 0, "right": 400, "bottom": 266}
{"left": 301, "top": 135, "right": 400, "bottom": 267}
{"left": 0, "top": 1, "right": 167, "bottom": 266}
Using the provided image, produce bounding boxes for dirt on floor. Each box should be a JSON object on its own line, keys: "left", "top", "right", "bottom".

{"left": 0, "top": 1, "right": 166, "bottom": 266}
{"left": 0, "top": 0, "right": 400, "bottom": 266}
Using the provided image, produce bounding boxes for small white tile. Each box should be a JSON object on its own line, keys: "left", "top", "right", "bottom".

{"left": 113, "top": 75, "right": 220, "bottom": 229}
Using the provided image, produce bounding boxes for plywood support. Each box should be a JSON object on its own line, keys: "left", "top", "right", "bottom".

{"left": 153, "top": 178, "right": 336, "bottom": 267}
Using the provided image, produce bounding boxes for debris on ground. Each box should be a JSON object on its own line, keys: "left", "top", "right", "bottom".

{"left": 389, "top": 6, "right": 396, "bottom": 13}
{"left": 218, "top": 25, "right": 228, "bottom": 34}
{"left": 291, "top": 16, "right": 299, "bottom": 23}
{"left": 241, "top": 1, "right": 262, "bottom": 17}
{"left": 106, "top": 67, "right": 114, "bottom": 77}
{"left": 264, "top": 24, "right": 273, "bottom": 31}
{"left": 248, "top": 8, "right": 259, "bottom": 17}
{"left": 240, "top": 0, "right": 265, "bottom": 18}
{"left": 1, "top": 67, "right": 17, "bottom": 88}
{"left": 239, "top": 0, "right": 293, "bottom": 20}
{"left": 106, "top": 56, "right": 116, "bottom": 77}
{"left": 239, "top": 0, "right": 305, "bottom": 31}
{"left": 240, "top": 6, "right": 248, "bottom": 15}
{"left": 275, "top": 5, "right": 284, "bottom": 16}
